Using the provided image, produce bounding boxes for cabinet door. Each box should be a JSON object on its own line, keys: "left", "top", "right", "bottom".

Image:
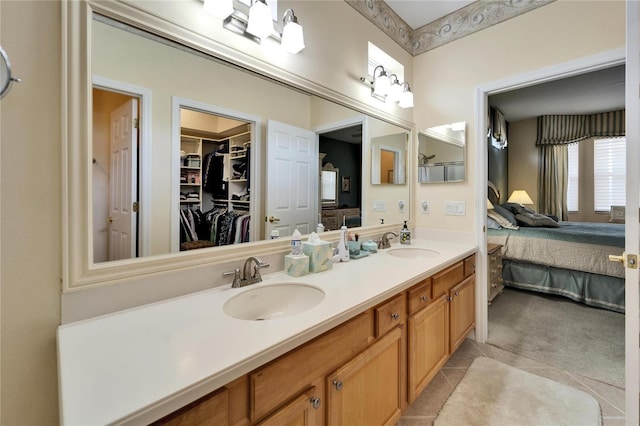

{"left": 449, "top": 275, "right": 475, "bottom": 353}
{"left": 326, "top": 327, "right": 403, "bottom": 426}
{"left": 256, "top": 387, "right": 320, "bottom": 426}
{"left": 407, "top": 295, "right": 449, "bottom": 403}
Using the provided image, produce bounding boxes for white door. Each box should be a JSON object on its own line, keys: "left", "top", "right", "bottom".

{"left": 266, "top": 120, "right": 318, "bottom": 238}
{"left": 625, "top": 2, "right": 640, "bottom": 422}
{"left": 108, "top": 98, "right": 138, "bottom": 261}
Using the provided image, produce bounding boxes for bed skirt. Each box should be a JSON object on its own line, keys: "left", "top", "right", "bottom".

{"left": 502, "top": 260, "right": 625, "bottom": 313}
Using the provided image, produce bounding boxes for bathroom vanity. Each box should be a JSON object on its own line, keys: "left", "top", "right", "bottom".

{"left": 57, "top": 240, "right": 476, "bottom": 425}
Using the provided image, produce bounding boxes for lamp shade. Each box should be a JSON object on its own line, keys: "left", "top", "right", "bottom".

{"left": 398, "top": 87, "right": 414, "bottom": 108}
{"left": 487, "top": 199, "right": 495, "bottom": 209}
{"left": 507, "top": 190, "right": 534, "bottom": 205}
{"left": 386, "top": 76, "right": 402, "bottom": 103}
{"left": 203, "top": 0, "right": 234, "bottom": 20}
{"left": 372, "top": 67, "right": 390, "bottom": 97}
{"left": 246, "top": 0, "right": 274, "bottom": 39}
{"left": 281, "top": 19, "right": 305, "bottom": 54}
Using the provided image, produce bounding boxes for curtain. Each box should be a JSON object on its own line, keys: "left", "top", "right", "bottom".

{"left": 538, "top": 144, "right": 568, "bottom": 220}
{"left": 536, "top": 109, "right": 625, "bottom": 145}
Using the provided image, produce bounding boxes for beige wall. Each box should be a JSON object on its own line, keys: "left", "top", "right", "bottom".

{"left": 0, "top": 0, "right": 627, "bottom": 424}
{"left": 412, "top": 0, "right": 625, "bottom": 233}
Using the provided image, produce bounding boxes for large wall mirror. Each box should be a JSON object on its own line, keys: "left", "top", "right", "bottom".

{"left": 418, "top": 122, "right": 466, "bottom": 183}
{"left": 63, "top": 1, "right": 412, "bottom": 289}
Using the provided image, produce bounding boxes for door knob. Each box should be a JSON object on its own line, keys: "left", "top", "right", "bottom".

{"left": 267, "top": 216, "right": 280, "bottom": 223}
{"left": 106, "top": 216, "right": 117, "bottom": 223}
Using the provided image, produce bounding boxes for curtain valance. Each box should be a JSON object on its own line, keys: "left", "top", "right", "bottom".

{"left": 536, "top": 109, "right": 625, "bottom": 145}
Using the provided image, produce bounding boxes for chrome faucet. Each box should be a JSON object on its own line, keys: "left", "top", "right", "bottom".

{"left": 222, "top": 256, "right": 270, "bottom": 288}
{"left": 377, "top": 231, "right": 398, "bottom": 249}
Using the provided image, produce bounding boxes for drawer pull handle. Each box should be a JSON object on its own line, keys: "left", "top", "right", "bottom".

{"left": 310, "top": 397, "right": 321, "bottom": 409}
{"left": 333, "top": 380, "right": 343, "bottom": 391}
{"left": 453, "top": 291, "right": 460, "bottom": 297}
{"left": 391, "top": 312, "right": 399, "bottom": 320}
{"left": 419, "top": 295, "right": 428, "bottom": 302}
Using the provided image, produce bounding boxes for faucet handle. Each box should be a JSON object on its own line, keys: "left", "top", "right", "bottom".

{"left": 252, "top": 260, "right": 270, "bottom": 279}
{"left": 222, "top": 268, "right": 242, "bottom": 287}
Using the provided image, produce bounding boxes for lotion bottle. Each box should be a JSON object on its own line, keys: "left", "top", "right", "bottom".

{"left": 400, "top": 220, "right": 411, "bottom": 245}
{"left": 338, "top": 218, "right": 350, "bottom": 262}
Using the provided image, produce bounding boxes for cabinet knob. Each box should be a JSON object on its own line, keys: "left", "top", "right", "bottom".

{"left": 419, "top": 295, "right": 428, "bottom": 302}
{"left": 453, "top": 290, "right": 460, "bottom": 297}
{"left": 310, "top": 397, "right": 321, "bottom": 409}
{"left": 391, "top": 312, "right": 400, "bottom": 320}
{"left": 333, "top": 379, "right": 343, "bottom": 391}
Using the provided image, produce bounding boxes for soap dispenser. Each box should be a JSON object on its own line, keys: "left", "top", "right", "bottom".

{"left": 400, "top": 221, "right": 411, "bottom": 245}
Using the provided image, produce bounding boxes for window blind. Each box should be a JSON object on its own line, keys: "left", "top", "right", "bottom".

{"left": 593, "top": 137, "right": 626, "bottom": 211}
{"left": 567, "top": 143, "right": 579, "bottom": 212}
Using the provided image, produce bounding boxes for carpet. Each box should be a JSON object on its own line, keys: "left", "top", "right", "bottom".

{"left": 434, "top": 357, "right": 602, "bottom": 426}
{"left": 488, "top": 287, "right": 624, "bottom": 389}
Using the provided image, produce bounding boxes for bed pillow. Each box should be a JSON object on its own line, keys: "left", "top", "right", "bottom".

{"left": 487, "top": 216, "right": 502, "bottom": 229}
{"left": 492, "top": 204, "right": 518, "bottom": 227}
{"left": 502, "top": 202, "right": 537, "bottom": 215}
{"left": 515, "top": 211, "right": 560, "bottom": 228}
{"left": 487, "top": 209, "right": 519, "bottom": 230}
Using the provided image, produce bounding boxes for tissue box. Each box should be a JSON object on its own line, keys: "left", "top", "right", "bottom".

{"left": 302, "top": 241, "right": 333, "bottom": 273}
{"left": 284, "top": 254, "right": 309, "bottom": 277}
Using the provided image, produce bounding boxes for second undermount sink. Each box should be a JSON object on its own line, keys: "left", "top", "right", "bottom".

{"left": 223, "top": 283, "right": 325, "bottom": 321}
{"left": 386, "top": 247, "right": 440, "bottom": 259}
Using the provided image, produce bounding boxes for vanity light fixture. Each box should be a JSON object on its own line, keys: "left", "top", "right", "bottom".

{"left": 205, "top": 0, "right": 306, "bottom": 54}
{"left": 361, "top": 65, "right": 414, "bottom": 109}
{"left": 246, "top": 0, "right": 274, "bottom": 39}
{"left": 203, "top": 0, "right": 234, "bottom": 20}
{"left": 398, "top": 82, "right": 414, "bottom": 109}
{"left": 281, "top": 8, "right": 305, "bottom": 54}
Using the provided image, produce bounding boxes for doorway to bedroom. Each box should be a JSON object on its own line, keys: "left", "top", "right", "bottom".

{"left": 479, "top": 55, "right": 631, "bottom": 423}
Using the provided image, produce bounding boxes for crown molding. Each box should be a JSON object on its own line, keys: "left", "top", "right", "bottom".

{"left": 346, "top": 0, "right": 555, "bottom": 56}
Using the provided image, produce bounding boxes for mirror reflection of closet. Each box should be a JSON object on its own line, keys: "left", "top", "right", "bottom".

{"left": 179, "top": 107, "right": 253, "bottom": 251}
{"left": 371, "top": 133, "right": 408, "bottom": 185}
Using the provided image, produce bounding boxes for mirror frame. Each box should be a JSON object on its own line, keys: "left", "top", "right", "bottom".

{"left": 62, "top": 0, "right": 414, "bottom": 291}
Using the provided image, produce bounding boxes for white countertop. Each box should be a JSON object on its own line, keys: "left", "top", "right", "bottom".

{"left": 57, "top": 239, "right": 476, "bottom": 425}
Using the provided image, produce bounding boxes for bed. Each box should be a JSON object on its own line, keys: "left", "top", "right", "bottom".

{"left": 487, "top": 185, "right": 625, "bottom": 313}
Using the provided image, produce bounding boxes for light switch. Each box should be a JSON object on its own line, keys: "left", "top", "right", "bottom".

{"left": 372, "top": 200, "right": 387, "bottom": 212}
{"left": 445, "top": 201, "right": 466, "bottom": 216}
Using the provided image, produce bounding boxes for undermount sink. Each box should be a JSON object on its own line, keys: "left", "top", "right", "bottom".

{"left": 223, "top": 283, "right": 325, "bottom": 321}
{"left": 386, "top": 247, "right": 440, "bottom": 259}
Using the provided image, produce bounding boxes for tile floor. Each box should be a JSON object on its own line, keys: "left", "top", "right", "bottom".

{"left": 397, "top": 339, "right": 625, "bottom": 426}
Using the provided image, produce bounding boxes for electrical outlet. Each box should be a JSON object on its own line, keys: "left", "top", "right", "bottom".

{"left": 398, "top": 200, "right": 406, "bottom": 212}
{"left": 420, "top": 200, "right": 430, "bottom": 214}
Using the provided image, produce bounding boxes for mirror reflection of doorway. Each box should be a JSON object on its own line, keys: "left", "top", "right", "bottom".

{"left": 381, "top": 149, "right": 395, "bottom": 184}
{"left": 92, "top": 86, "right": 141, "bottom": 263}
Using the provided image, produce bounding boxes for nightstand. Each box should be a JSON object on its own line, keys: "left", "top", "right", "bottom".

{"left": 487, "top": 243, "right": 504, "bottom": 303}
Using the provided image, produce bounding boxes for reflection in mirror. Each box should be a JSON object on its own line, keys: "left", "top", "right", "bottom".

{"left": 321, "top": 167, "right": 339, "bottom": 208}
{"left": 371, "top": 133, "right": 407, "bottom": 185}
{"left": 418, "top": 122, "right": 466, "bottom": 183}
{"left": 86, "top": 12, "right": 410, "bottom": 269}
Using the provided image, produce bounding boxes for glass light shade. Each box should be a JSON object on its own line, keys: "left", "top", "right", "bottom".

{"left": 281, "top": 21, "right": 305, "bottom": 54}
{"left": 373, "top": 72, "right": 390, "bottom": 97}
{"left": 246, "top": 0, "right": 274, "bottom": 39}
{"left": 203, "top": 0, "right": 234, "bottom": 20}
{"left": 398, "top": 89, "right": 414, "bottom": 108}
{"left": 386, "top": 80, "right": 402, "bottom": 103}
{"left": 507, "top": 190, "right": 534, "bottom": 205}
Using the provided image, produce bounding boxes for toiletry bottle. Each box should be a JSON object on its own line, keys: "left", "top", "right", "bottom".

{"left": 338, "top": 218, "right": 350, "bottom": 262}
{"left": 291, "top": 229, "right": 302, "bottom": 255}
{"left": 400, "top": 221, "right": 411, "bottom": 245}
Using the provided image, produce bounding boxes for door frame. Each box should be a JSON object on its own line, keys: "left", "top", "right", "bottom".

{"left": 473, "top": 47, "right": 636, "bottom": 419}
{"left": 92, "top": 76, "right": 152, "bottom": 259}
{"left": 171, "top": 97, "right": 261, "bottom": 252}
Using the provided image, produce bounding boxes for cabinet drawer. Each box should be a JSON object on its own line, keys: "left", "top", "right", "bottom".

{"left": 153, "top": 387, "right": 228, "bottom": 425}
{"left": 250, "top": 311, "right": 373, "bottom": 421}
{"left": 464, "top": 254, "right": 476, "bottom": 278}
{"left": 375, "top": 294, "right": 406, "bottom": 337}
{"left": 407, "top": 278, "right": 432, "bottom": 316}
{"left": 432, "top": 261, "right": 464, "bottom": 299}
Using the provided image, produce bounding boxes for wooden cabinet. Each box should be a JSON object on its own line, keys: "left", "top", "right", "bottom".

{"left": 326, "top": 327, "right": 403, "bottom": 426}
{"left": 449, "top": 274, "right": 475, "bottom": 353}
{"left": 407, "top": 294, "right": 449, "bottom": 403}
{"left": 256, "top": 387, "right": 321, "bottom": 426}
{"left": 487, "top": 243, "right": 504, "bottom": 303}
{"left": 407, "top": 255, "right": 476, "bottom": 403}
{"left": 152, "top": 387, "right": 229, "bottom": 426}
